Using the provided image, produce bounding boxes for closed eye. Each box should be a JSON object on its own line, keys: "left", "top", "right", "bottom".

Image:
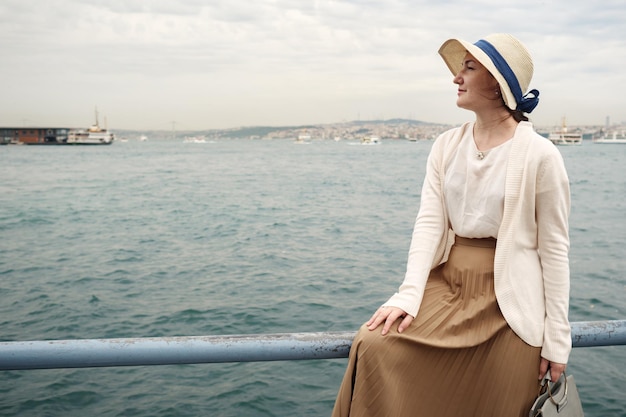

{"left": 463, "top": 60, "right": 477, "bottom": 71}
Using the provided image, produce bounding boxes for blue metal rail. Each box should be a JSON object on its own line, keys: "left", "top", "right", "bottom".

{"left": 1, "top": 320, "right": 624, "bottom": 371}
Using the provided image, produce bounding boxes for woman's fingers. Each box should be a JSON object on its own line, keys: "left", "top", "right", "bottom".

{"left": 366, "top": 306, "right": 411, "bottom": 335}
{"left": 366, "top": 307, "right": 388, "bottom": 330}
{"left": 548, "top": 362, "right": 566, "bottom": 383}
{"left": 538, "top": 357, "right": 567, "bottom": 382}
{"left": 397, "top": 314, "right": 414, "bottom": 333}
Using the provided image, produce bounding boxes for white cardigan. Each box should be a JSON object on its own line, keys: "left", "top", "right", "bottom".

{"left": 384, "top": 121, "right": 572, "bottom": 364}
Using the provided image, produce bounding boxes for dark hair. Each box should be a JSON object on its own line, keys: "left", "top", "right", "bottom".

{"left": 507, "top": 107, "right": 529, "bottom": 122}
{"left": 499, "top": 95, "right": 529, "bottom": 122}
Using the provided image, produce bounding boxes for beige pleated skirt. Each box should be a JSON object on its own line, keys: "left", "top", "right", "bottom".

{"left": 332, "top": 237, "right": 542, "bottom": 417}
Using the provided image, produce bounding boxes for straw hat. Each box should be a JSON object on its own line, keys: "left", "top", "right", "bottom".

{"left": 438, "top": 33, "right": 539, "bottom": 113}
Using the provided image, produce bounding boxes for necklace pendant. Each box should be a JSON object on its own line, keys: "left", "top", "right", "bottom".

{"left": 477, "top": 151, "right": 485, "bottom": 160}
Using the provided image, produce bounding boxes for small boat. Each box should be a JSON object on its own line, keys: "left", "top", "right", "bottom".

{"left": 593, "top": 131, "right": 626, "bottom": 144}
{"left": 183, "top": 136, "right": 207, "bottom": 143}
{"left": 361, "top": 136, "right": 381, "bottom": 145}
{"left": 548, "top": 119, "right": 582, "bottom": 146}
{"left": 67, "top": 109, "right": 115, "bottom": 145}
{"left": 295, "top": 134, "right": 311, "bottom": 144}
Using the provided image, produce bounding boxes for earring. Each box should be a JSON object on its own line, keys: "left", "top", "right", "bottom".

{"left": 495, "top": 90, "right": 500, "bottom": 95}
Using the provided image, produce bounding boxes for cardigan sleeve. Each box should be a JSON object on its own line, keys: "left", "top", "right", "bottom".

{"left": 382, "top": 131, "right": 451, "bottom": 317}
{"left": 535, "top": 148, "right": 572, "bottom": 364}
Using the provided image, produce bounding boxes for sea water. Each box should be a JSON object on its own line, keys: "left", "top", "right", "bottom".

{"left": 0, "top": 138, "right": 624, "bottom": 416}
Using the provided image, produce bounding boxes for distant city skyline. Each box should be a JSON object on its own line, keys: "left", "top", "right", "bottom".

{"left": 1, "top": 0, "right": 625, "bottom": 131}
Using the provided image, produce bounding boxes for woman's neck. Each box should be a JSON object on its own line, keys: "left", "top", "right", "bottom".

{"left": 473, "top": 111, "right": 518, "bottom": 151}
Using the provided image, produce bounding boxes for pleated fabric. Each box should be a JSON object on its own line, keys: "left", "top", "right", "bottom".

{"left": 332, "top": 237, "right": 542, "bottom": 417}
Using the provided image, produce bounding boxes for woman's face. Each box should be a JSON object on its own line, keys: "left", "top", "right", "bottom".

{"left": 453, "top": 52, "right": 501, "bottom": 112}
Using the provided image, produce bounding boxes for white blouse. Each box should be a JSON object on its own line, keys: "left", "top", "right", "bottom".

{"left": 444, "top": 127, "right": 513, "bottom": 238}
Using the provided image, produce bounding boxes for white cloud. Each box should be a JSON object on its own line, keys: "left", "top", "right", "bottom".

{"left": 0, "top": 0, "right": 624, "bottom": 129}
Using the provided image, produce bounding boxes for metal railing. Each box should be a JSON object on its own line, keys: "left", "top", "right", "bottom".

{"left": 1, "top": 320, "right": 624, "bottom": 371}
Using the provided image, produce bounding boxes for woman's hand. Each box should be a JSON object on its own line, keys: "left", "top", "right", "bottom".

{"left": 366, "top": 306, "right": 414, "bottom": 335}
{"left": 539, "top": 357, "right": 567, "bottom": 382}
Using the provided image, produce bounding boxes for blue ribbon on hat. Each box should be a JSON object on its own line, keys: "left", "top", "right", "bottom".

{"left": 474, "top": 39, "right": 539, "bottom": 113}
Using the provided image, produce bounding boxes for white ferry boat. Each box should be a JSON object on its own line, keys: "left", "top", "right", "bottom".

{"left": 67, "top": 110, "right": 115, "bottom": 145}
{"left": 593, "top": 131, "right": 626, "bottom": 144}
{"left": 548, "top": 119, "right": 582, "bottom": 146}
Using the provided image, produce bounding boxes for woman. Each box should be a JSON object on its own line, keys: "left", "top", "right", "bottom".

{"left": 332, "top": 33, "right": 571, "bottom": 417}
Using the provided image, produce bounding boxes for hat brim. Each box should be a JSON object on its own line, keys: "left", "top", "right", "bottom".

{"left": 438, "top": 38, "right": 516, "bottom": 111}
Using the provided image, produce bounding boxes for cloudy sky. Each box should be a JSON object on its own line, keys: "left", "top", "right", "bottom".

{"left": 1, "top": 0, "right": 625, "bottom": 131}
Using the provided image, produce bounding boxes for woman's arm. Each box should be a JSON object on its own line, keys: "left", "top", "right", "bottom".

{"left": 535, "top": 148, "right": 572, "bottom": 370}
